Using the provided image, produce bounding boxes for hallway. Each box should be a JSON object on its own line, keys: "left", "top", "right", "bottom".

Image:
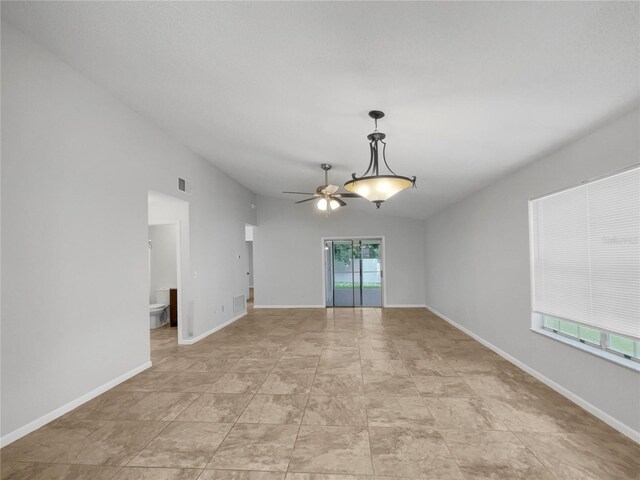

{"left": 2, "top": 307, "right": 638, "bottom": 479}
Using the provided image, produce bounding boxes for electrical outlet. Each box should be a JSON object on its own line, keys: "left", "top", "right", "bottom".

{"left": 222, "top": 305, "right": 225, "bottom": 312}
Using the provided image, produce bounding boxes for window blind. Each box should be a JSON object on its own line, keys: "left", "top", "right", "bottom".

{"left": 530, "top": 166, "right": 640, "bottom": 339}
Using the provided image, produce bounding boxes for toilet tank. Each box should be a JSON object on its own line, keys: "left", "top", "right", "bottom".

{"left": 155, "top": 288, "right": 170, "bottom": 305}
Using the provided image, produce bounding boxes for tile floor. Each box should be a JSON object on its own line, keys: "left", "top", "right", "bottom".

{"left": 2, "top": 308, "right": 639, "bottom": 480}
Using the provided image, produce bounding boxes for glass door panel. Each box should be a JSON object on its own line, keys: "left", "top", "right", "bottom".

{"left": 325, "top": 241, "right": 334, "bottom": 306}
{"left": 353, "top": 241, "right": 362, "bottom": 307}
{"left": 361, "top": 240, "right": 382, "bottom": 307}
{"left": 332, "top": 241, "right": 355, "bottom": 307}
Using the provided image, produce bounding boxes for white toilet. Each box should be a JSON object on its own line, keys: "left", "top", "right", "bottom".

{"left": 149, "top": 288, "right": 170, "bottom": 329}
{"left": 149, "top": 304, "right": 167, "bottom": 329}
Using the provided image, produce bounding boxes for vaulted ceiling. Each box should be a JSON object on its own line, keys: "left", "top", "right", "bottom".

{"left": 2, "top": 2, "right": 638, "bottom": 218}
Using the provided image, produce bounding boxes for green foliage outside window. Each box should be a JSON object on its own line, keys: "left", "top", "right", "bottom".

{"left": 332, "top": 243, "right": 380, "bottom": 264}
{"left": 543, "top": 315, "right": 639, "bottom": 360}
{"left": 609, "top": 335, "right": 634, "bottom": 356}
{"left": 334, "top": 282, "right": 381, "bottom": 289}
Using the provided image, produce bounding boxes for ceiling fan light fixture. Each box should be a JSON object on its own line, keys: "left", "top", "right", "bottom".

{"left": 344, "top": 110, "right": 416, "bottom": 208}
{"left": 283, "top": 162, "right": 367, "bottom": 213}
{"left": 317, "top": 198, "right": 328, "bottom": 211}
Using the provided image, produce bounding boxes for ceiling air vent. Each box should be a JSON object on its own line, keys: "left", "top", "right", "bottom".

{"left": 177, "top": 177, "right": 192, "bottom": 195}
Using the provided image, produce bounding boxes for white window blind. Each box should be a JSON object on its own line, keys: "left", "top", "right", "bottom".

{"left": 530, "top": 166, "right": 640, "bottom": 339}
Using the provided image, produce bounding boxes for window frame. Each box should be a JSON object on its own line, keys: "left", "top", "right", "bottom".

{"left": 531, "top": 314, "right": 640, "bottom": 372}
{"left": 528, "top": 165, "right": 640, "bottom": 372}
{"left": 539, "top": 314, "right": 639, "bottom": 362}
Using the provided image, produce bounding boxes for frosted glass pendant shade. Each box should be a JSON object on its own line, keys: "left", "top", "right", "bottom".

{"left": 344, "top": 175, "right": 414, "bottom": 203}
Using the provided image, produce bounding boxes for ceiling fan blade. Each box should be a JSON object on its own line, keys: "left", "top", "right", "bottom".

{"left": 283, "top": 191, "right": 317, "bottom": 195}
{"left": 324, "top": 184, "right": 339, "bottom": 194}
{"left": 295, "top": 197, "right": 317, "bottom": 204}
{"left": 333, "top": 197, "right": 347, "bottom": 207}
{"left": 334, "top": 193, "right": 361, "bottom": 198}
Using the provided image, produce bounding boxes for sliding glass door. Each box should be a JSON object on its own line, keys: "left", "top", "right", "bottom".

{"left": 360, "top": 239, "right": 382, "bottom": 307}
{"left": 325, "top": 238, "right": 382, "bottom": 307}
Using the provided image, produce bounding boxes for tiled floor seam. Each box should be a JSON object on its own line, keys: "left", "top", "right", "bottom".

{"left": 119, "top": 416, "right": 186, "bottom": 467}
{"left": 285, "top": 343, "right": 322, "bottom": 475}
{"left": 358, "top": 333, "right": 377, "bottom": 476}
{"left": 470, "top": 386, "right": 563, "bottom": 479}
{"left": 390, "top": 317, "right": 470, "bottom": 480}
{"left": 132, "top": 331, "right": 264, "bottom": 470}
{"left": 454, "top": 365, "right": 561, "bottom": 480}
{"left": 510, "top": 430, "right": 562, "bottom": 480}
{"left": 202, "top": 331, "right": 284, "bottom": 470}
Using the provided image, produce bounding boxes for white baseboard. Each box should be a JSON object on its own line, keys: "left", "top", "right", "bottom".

{"left": 425, "top": 305, "right": 640, "bottom": 444}
{"left": 385, "top": 304, "right": 427, "bottom": 308}
{"left": 1, "top": 312, "right": 248, "bottom": 446}
{"left": 0, "top": 361, "right": 152, "bottom": 448}
{"left": 179, "top": 311, "right": 247, "bottom": 345}
{"left": 253, "top": 305, "right": 325, "bottom": 309}
{"left": 253, "top": 305, "right": 428, "bottom": 309}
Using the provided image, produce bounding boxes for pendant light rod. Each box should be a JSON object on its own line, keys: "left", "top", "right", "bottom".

{"left": 344, "top": 110, "right": 417, "bottom": 209}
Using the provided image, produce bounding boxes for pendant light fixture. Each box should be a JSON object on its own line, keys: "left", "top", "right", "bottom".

{"left": 344, "top": 110, "right": 416, "bottom": 208}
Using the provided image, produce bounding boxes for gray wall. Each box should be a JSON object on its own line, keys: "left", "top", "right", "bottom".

{"left": 1, "top": 23, "right": 256, "bottom": 440}
{"left": 424, "top": 109, "right": 640, "bottom": 435}
{"left": 254, "top": 195, "right": 425, "bottom": 307}
{"left": 149, "top": 224, "right": 178, "bottom": 303}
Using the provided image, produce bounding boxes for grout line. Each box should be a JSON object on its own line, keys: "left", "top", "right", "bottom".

{"left": 358, "top": 331, "right": 376, "bottom": 476}
{"left": 120, "top": 330, "right": 220, "bottom": 468}
{"left": 120, "top": 419, "right": 173, "bottom": 467}
{"left": 205, "top": 308, "right": 306, "bottom": 471}
{"left": 388, "top": 317, "right": 467, "bottom": 479}
{"left": 129, "top": 321, "right": 269, "bottom": 469}
{"left": 202, "top": 319, "right": 290, "bottom": 468}
{"left": 285, "top": 348, "right": 319, "bottom": 475}
{"left": 511, "top": 431, "right": 561, "bottom": 480}
{"left": 108, "top": 465, "right": 122, "bottom": 480}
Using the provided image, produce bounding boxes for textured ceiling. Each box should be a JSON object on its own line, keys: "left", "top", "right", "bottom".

{"left": 2, "top": 2, "right": 638, "bottom": 218}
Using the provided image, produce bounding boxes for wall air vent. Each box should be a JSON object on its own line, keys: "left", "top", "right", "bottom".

{"left": 233, "top": 295, "right": 246, "bottom": 314}
{"left": 177, "top": 177, "right": 192, "bottom": 195}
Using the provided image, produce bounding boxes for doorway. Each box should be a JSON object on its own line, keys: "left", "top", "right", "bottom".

{"left": 324, "top": 238, "right": 383, "bottom": 307}
{"left": 245, "top": 224, "right": 255, "bottom": 307}
{"left": 148, "top": 224, "right": 178, "bottom": 327}
{"left": 148, "top": 190, "right": 189, "bottom": 346}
